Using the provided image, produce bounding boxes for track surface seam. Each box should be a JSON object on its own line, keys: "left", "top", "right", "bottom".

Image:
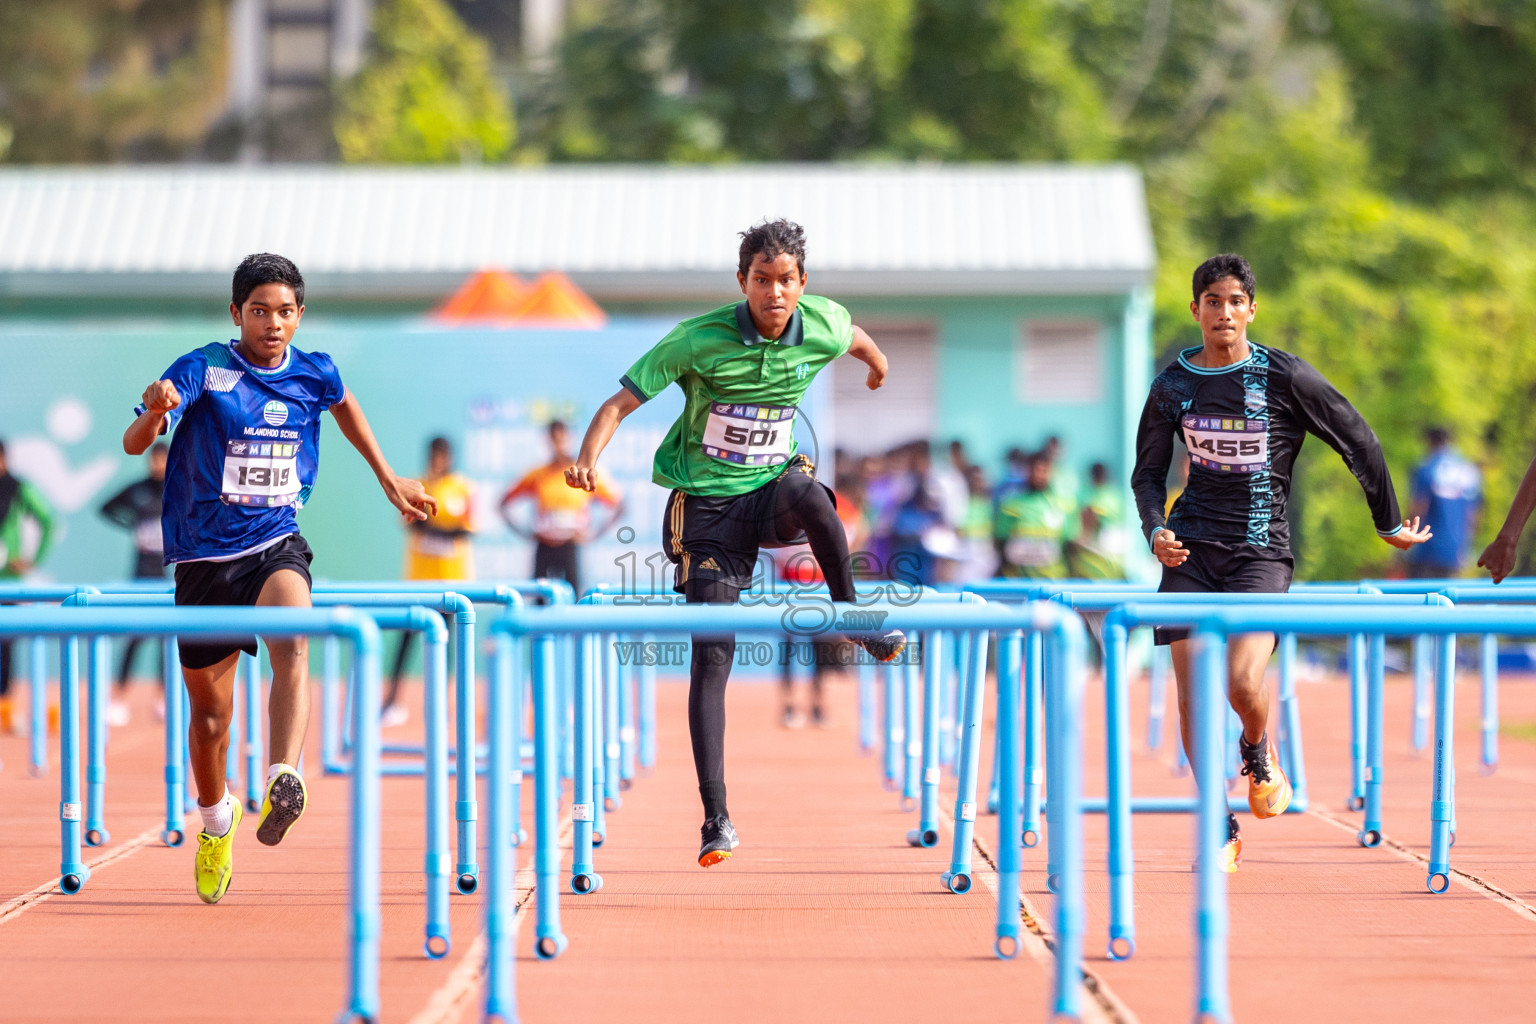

{"left": 939, "top": 804, "right": 1133, "bottom": 1024}
{"left": 408, "top": 814, "right": 575, "bottom": 1024}
{"left": 1307, "top": 806, "right": 1536, "bottom": 924}
{"left": 0, "top": 819, "right": 181, "bottom": 926}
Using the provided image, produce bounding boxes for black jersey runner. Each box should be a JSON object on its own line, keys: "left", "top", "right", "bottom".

{"left": 1132, "top": 341, "right": 1402, "bottom": 557}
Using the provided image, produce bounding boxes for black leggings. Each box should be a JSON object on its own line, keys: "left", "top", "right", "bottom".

{"left": 687, "top": 471, "right": 855, "bottom": 820}
{"left": 385, "top": 610, "right": 454, "bottom": 706}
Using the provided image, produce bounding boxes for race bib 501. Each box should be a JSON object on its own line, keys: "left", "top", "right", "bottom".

{"left": 221, "top": 439, "right": 301, "bottom": 506}
{"left": 701, "top": 403, "right": 796, "bottom": 466}
{"left": 1182, "top": 415, "right": 1269, "bottom": 473}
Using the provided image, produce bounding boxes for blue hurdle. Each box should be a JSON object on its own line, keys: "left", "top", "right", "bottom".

{"left": 583, "top": 581, "right": 968, "bottom": 847}
{"left": 488, "top": 596, "right": 1090, "bottom": 1020}
{"left": 0, "top": 584, "right": 102, "bottom": 777}
{"left": 0, "top": 605, "right": 387, "bottom": 1022}
{"left": 1079, "top": 591, "right": 1444, "bottom": 960}
{"left": 70, "top": 589, "right": 490, "bottom": 895}
{"left": 1109, "top": 603, "right": 1536, "bottom": 1024}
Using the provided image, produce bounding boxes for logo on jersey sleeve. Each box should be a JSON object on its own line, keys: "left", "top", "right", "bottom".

{"left": 205, "top": 367, "right": 244, "bottom": 392}
{"left": 263, "top": 401, "right": 289, "bottom": 426}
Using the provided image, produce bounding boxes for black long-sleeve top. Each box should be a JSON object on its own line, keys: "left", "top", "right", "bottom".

{"left": 99, "top": 476, "right": 166, "bottom": 578}
{"left": 1131, "top": 342, "right": 1402, "bottom": 557}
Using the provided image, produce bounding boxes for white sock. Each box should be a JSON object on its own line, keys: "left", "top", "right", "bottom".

{"left": 265, "top": 762, "right": 298, "bottom": 786}
{"left": 199, "top": 790, "right": 234, "bottom": 838}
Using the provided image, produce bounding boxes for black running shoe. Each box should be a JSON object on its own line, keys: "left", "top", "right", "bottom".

{"left": 847, "top": 628, "right": 907, "bottom": 664}
{"left": 256, "top": 768, "right": 308, "bottom": 847}
{"left": 698, "top": 815, "right": 740, "bottom": 868}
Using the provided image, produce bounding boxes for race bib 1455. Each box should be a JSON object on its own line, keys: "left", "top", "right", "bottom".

{"left": 1182, "top": 415, "right": 1269, "bottom": 473}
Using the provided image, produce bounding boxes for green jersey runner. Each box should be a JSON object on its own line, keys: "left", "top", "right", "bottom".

{"left": 620, "top": 294, "right": 853, "bottom": 496}
{"left": 566, "top": 220, "right": 905, "bottom": 871}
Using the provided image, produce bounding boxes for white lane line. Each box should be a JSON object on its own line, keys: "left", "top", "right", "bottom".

{"left": 937, "top": 805, "right": 1131, "bottom": 1024}
{"left": 1308, "top": 806, "right": 1536, "bottom": 925}
{"left": 0, "top": 820, "right": 182, "bottom": 927}
{"left": 408, "top": 814, "right": 576, "bottom": 1024}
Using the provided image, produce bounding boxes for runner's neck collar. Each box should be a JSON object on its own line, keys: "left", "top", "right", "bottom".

{"left": 1178, "top": 341, "right": 1257, "bottom": 375}
{"left": 228, "top": 339, "right": 292, "bottom": 375}
{"left": 735, "top": 302, "right": 804, "bottom": 347}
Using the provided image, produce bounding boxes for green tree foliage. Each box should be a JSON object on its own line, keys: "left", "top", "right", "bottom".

{"left": 0, "top": 0, "right": 227, "bottom": 162}
{"left": 335, "top": 0, "right": 514, "bottom": 163}
{"left": 525, "top": 0, "right": 1283, "bottom": 162}
{"left": 1307, "top": 0, "right": 1536, "bottom": 200}
{"left": 526, "top": 0, "right": 874, "bottom": 161}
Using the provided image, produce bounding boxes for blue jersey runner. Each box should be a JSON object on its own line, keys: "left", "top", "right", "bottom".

{"left": 136, "top": 340, "right": 345, "bottom": 563}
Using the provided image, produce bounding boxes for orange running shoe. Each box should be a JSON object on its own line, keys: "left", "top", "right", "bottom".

{"left": 1241, "top": 735, "right": 1292, "bottom": 819}
{"left": 1193, "top": 813, "right": 1242, "bottom": 874}
{"left": 1220, "top": 813, "right": 1242, "bottom": 873}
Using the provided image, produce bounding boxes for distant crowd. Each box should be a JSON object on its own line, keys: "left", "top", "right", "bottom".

{"left": 802, "top": 437, "right": 1128, "bottom": 586}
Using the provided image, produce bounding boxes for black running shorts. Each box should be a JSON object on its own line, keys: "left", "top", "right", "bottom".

{"left": 533, "top": 540, "right": 581, "bottom": 597}
{"left": 1153, "top": 537, "right": 1292, "bottom": 646}
{"left": 173, "top": 534, "right": 314, "bottom": 669}
{"left": 660, "top": 454, "right": 832, "bottom": 593}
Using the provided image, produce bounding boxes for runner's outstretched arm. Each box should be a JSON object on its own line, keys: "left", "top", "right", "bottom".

{"left": 1290, "top": 359, "right": 1430, "bottom": 551}
{"left": 846, "top": 326, "right": 888, "bottom": 390}
{"left": 328, "top": 390, "right": 437, "bottom": 521}
{"left": 567, "top": 388, "right": 642, "bottom": 492}
{"left": 1478, "top": 455, "right": 1536, "bottom": 582}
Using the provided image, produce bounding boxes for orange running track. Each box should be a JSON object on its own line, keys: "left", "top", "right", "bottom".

{"left": 3, "top": 659, "right": 1536, "bottom": 1022}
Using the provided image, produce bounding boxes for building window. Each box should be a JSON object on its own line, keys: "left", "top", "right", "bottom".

{"left": 1016, "top": 319, "right": 1103, "bottom": 404}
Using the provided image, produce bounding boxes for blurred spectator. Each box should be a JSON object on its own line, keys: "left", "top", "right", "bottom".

{"left": 1066, "top": 461, "right": 1126, "bottom": 580}
{"left": 889, "top": 441, "right": 963, "bottom": 585}
{"left": 992, "top": 446, "right": 1030, "bottom": 509}
{"left": 1041, "top": 434, "right": 1080, "bottom": 506}
{"left": 994, "top": 452, "right": 1075, "bottom": 578}
{"left": 861, "top": 448, "right": 903, "bottom": 574}
{"left": 0, "top": 438, "right": 57, "bottom": 734}
{"left": 957, "top": 463, "right": 997, "bottom": 581}
{"left": 936, "top": 439, "right": 971, "bottom": 524}
{"left": 383, "top": 436, "right": 477, "bottom": 726}
{"left": 98, "top": 442, "right": 169, "bottom": 725}
{"left": 1407, "top": 426, "right": 1482, "bottom": 578}
{"left": 501, "top": 420, "right": 624, "bottom": 597}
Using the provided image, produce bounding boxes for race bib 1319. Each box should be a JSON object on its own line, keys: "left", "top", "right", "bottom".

{"left": 221, "top": 439, "right": 301, "bottom": 506}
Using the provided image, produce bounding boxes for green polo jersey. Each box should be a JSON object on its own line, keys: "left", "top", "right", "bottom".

{"left": 620, "top": 294, "right": 854, "bottom": 496}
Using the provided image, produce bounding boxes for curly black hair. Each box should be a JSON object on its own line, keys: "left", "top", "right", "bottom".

{"left": 233, "top": 253, "right": 305, "bottom": 309}
{"left": 737, "top": 219, "right": 806, "bottom": 277}
{"left": 1191, "top": 253, "right": 1256, "bottom": 302}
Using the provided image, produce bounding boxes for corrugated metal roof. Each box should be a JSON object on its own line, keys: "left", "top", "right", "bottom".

{"left": 0, "top": 164, "right": 1154, "bottom": 299}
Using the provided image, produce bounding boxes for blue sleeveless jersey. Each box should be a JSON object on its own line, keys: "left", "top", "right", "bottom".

{"left": 137, "top": 341, "right": 345, "bottom": 563}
